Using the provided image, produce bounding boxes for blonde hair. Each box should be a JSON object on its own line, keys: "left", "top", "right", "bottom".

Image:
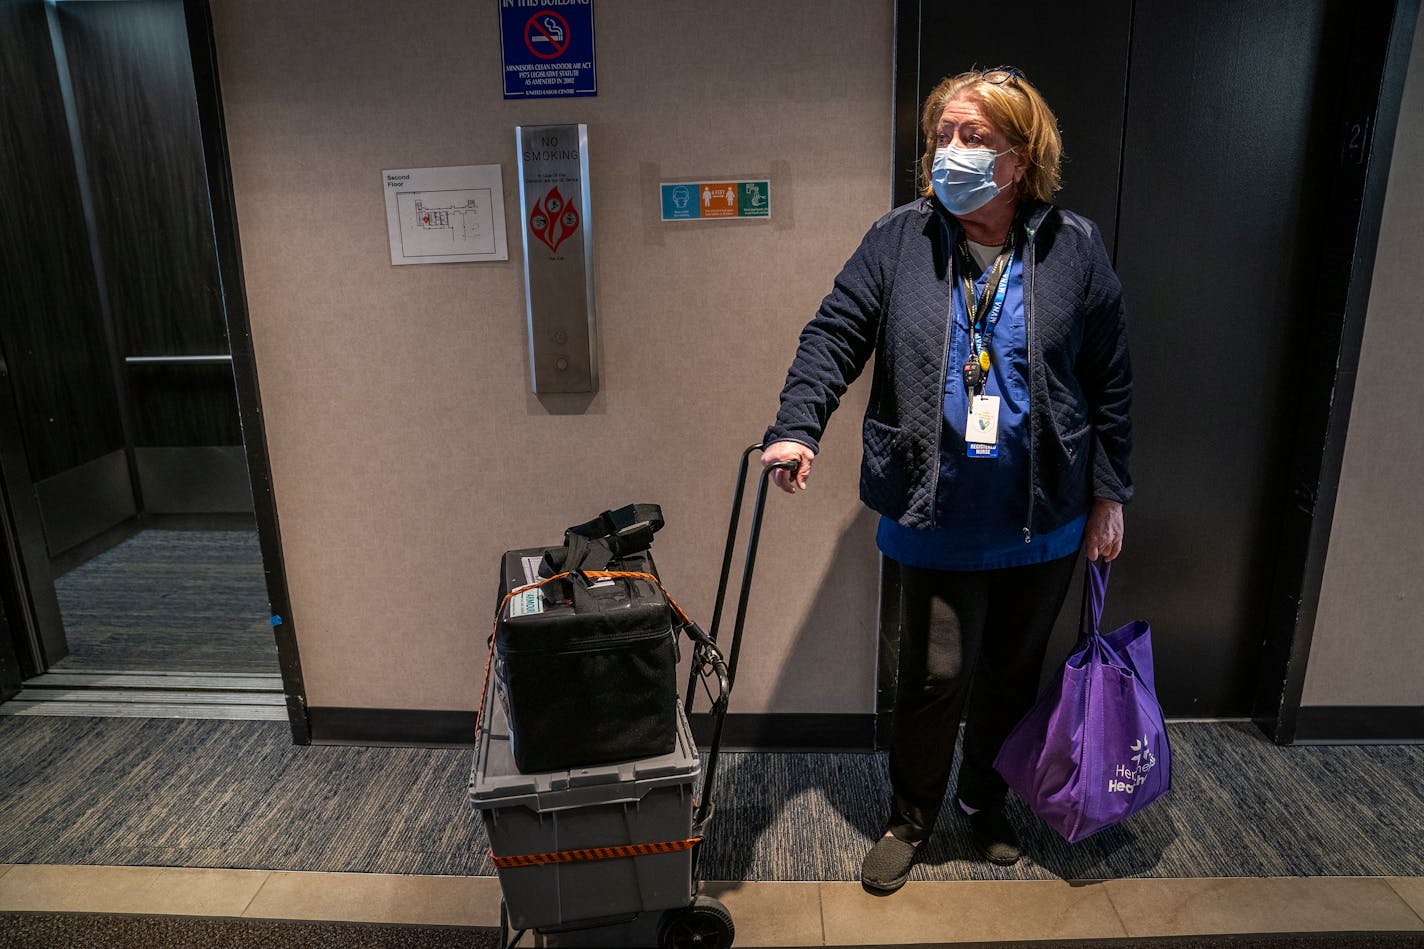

{"left": 918, "top": 69, "right": 1063, "bottom": 203}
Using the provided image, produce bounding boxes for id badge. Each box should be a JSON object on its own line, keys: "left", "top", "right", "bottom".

{"left": 966, "top": 394, "right": 1000, "bottom": 459}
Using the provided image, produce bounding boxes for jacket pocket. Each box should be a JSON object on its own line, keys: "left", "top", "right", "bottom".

{"left": 861, "top": 417, "right": 904, "bottom": 476}
{"left": 860, "top": 417, "right": 910, "bottom": 515}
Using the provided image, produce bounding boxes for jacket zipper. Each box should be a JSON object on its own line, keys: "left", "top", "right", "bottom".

{"left": 928, "top": 215, "right": 955, "bottom": 529}
{"left": 1022, "top": 217, "right": 1042, "bottom": 544}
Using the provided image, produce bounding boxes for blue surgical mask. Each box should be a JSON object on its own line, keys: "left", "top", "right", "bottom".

{"left": 931, "top": 144, "right": 1012, "bottom": 215}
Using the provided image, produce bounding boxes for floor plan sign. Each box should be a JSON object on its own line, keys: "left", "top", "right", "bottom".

{"left": 382, "top": 164, "right": 508, "bottom": 265}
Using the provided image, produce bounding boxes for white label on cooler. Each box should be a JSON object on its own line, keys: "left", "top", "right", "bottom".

{"left": 507, "top": 589, "right": 544, "bottom": 617}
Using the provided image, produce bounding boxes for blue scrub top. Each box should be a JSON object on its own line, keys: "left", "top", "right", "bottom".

{"left": 877, "top": 249, "right": 1086, "bottom": 571}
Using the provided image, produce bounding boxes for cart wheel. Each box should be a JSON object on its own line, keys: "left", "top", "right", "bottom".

{"left": 658, "top": 894, "right": 734, "bottom": 949}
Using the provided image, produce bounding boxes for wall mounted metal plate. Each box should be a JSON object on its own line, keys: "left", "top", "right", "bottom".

{"left": 516, "top": 124, "right": 597, "bottom": 394}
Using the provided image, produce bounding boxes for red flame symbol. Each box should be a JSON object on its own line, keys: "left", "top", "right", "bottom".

{"left": 529, "top": 186, "right": 579, "bottom": 253}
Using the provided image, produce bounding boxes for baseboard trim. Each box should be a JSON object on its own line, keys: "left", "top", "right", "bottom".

{"left": 1293, "top": 705, "right": 1424, "bottom": 744}
{"left": 306, "top": 707, "right": 876, "bottom": 750}
{"left": 690, "top": 712, "right": 876, "bottom": 751}
{"left": 50, "top": 517, "right": 142, "bottom": 577}
{"left": 134, "top": 446, "right": 254, "bottom": 514}
{"left": 307, "top": 707, "right": 477, "bottom": 746}
{"left": 35, "top": 450, "right": 137, "bottom": 556}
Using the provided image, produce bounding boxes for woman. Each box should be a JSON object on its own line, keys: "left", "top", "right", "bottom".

{"left": 761, "top": 68, "right": 1131, "bottom": 892}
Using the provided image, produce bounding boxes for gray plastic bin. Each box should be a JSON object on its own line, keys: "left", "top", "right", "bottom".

{"left": 468, "top": 680, "right": 701, "bottom": 932}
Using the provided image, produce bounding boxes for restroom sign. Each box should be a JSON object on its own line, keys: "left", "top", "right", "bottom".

{"left": 661, "top": 180, "right": 772, "bottom": 221}
{"left": 500, "top": 1, "right": 597, "bottom": 99}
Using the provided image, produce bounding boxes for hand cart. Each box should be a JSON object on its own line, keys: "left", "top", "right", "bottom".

{"left": 471, "top": 447, "right": 797, "bottom": 949}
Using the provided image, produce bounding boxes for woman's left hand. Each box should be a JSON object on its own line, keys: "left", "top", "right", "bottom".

{"left": 1083, "top": 499, "right": 1125, "bottom": 562}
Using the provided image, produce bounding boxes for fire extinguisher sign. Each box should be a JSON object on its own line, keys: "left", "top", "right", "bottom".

{"left": 499, "top": 1, "right": 597, "bottom": 99}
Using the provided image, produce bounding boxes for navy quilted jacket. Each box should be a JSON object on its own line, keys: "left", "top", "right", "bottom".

{"left": 764, "top": 198, "right": 1132, "bottom": 538}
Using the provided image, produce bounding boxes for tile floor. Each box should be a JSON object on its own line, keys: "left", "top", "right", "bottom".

{"left": 3, "top": 863, "right": 1423, "bottom": 946}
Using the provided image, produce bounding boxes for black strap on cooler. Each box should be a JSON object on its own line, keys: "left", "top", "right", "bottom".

{"left": 539, "top": 503, "right": 665, "bottom": 577}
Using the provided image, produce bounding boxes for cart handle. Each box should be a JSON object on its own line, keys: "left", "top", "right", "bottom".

{"left": 693, "top": 450, "right": 795, "bottom": 828}
{"left": 684, "top": 444, "right": 788, "bottom": 713}
{"left": 722, "top": 458, "right": 797, "bottom": 691}
{"left": 699, "top": 445, "right": 760, "bottom": 679}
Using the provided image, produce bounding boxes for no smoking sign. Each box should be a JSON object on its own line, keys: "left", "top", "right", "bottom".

{"left": 524, "top": 10, "right": 569, "bottom": 60}
{"left": 499, "top": 1, "right": 597, "bottom": 99}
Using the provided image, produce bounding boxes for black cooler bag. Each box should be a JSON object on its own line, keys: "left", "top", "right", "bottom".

{"left": 493, "top": 505, "right": 679, "bottom": 773}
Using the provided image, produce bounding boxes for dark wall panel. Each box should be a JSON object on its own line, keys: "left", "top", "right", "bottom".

{"left": 128, "top": 365, "right": 242, "bottom": 446}
{"left": 135, "top": 446, "right": 252, "bottom": 514}
{"left": 34, "top": 450, "right": 138, "bottom": 555}
{"left": 0, "top": 589, "right": 21, "bottom": 700}
{"left": 1093, "top": 1, "right": 1336, "bottom": 715}
{"left": 0, "top": 364, "right": 69, "bottom": 675}
{"left": 57, "top": 0, "right": 236, "bottom": 448}
{"left": 0, "top": 0, "right": 124, "bottom": 482}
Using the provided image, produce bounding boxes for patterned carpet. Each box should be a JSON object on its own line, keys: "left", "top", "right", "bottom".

{"left": 1, "top": 716, "right": 1421, "bottom": 881}
{"left": 51, "top": 530, "right": 277, "bottom": 673}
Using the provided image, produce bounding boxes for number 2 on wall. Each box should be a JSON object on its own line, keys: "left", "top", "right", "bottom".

{"left": 1345, "top": 116, "right": 1371, "bottom": 166}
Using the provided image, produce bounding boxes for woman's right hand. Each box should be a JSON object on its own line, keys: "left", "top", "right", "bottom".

{"left": 762, "top": 440, "right": 815, "bottom": 494}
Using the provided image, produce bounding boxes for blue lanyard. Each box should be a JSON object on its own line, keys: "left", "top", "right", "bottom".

{"left": 973, "top": 248, "right": 1013, "bottom": 359}
{"left": 960, "top": 244, "right": 1015, "bottom": 364}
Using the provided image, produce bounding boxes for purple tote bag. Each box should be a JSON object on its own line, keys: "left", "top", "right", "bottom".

{"left": 994, "top": 559, "right": 1171, "bottom": 842}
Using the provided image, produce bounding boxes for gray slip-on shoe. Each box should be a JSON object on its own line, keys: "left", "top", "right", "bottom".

{"left": 860, "top": 835, "right": 918, "bottom": 893}
{"left": 967, "top": 806, "right": 1022, "bottom": 866}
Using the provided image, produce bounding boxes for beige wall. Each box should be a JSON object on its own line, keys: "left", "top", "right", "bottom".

{"left": 1302, "top": 18, "right": 1424, "bottom": 708}
{"left": 213, "top": 1, "right": 893, "bottom": 714}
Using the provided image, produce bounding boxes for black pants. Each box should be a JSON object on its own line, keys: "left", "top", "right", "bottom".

{"left": 886, "top": 553, "right": 1078, "bottom": 843}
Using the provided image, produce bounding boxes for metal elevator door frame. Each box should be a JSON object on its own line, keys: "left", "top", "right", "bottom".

{"left": 182, "top": 0, "right": 310, "bottom": 743}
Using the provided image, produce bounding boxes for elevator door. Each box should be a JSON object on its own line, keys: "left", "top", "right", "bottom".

{"left": 0, "top": 0, "right": 273, "bottom": 677}
{"left": 896, "top": 1, "right": 1347, "bottom": 716}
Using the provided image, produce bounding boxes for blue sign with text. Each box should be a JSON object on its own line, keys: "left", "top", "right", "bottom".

{"left": 499, "top": 1, "right": 597, "bottom": 99}
{"left": 660, "top": 184, "right": 700, "bottom": 220}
